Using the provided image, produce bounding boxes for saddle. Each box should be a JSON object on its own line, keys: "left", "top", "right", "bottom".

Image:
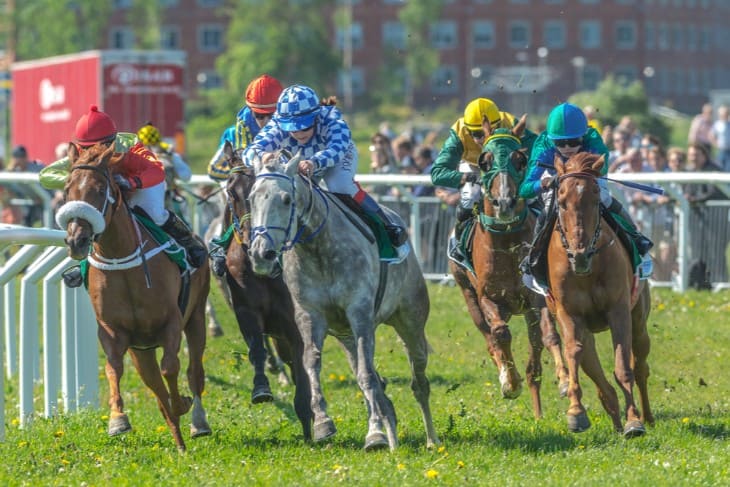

{"left": 330, "top": 193, "right": 399, "bottom": 261}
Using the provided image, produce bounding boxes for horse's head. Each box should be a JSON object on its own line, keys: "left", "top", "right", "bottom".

{"left": 223, "top": 141, "right": 256, "bottom": 243}
{"left": 247, "top": 150, "right": 302, "bottom": 276}
{"left": 553, "top": 152, "right": 605, "bottom": 274}
{"left": 477, "top": 117, "right": 528, "bottom": 222}
{"left": 56, "top": 143, "right": 124, "bottom": 259}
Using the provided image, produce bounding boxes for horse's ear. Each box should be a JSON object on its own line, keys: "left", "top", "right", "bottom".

{"left": 223, "top": 140, "right": 234, "bottom": 161}
{"left": 285, "top": 151, "right": 301, "bottom": 178}
{"left": 592, "top": 154, "right": 606, "bottom": 174}
{"left": 251, "top": 151, "right": 264, "bottom": 174}
{"left": 478, "top": 151, "right": 493, "bottom": 172}
{"left": 512, "top": 114, "right": 527, "bottom": 138}
{"left": 554, "top": 154, "right": 566, "bottom": 176}
{"left": 68, "top": 143, "right": 80, "bottom": 164}
{"left": 481, "top": 116, "right": 493, "bottom": 137}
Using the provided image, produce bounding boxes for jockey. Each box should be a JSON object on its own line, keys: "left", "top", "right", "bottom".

{"left": 40, "top": 105, "right": 207, "bottom": 286}
{"left": 430, "top": 98, "right": 537, "bottom": 266}
{"left": 207, "top": 74, "right": 284, "bottom": 276}
{"left": 518, "top": 102, "right": 653, "bottom": 283}
{"left": 138, "top": 122, "right": 192, "bottom": 223}
{"left": 242, "top": 84, "right": 408, "bottom": 253}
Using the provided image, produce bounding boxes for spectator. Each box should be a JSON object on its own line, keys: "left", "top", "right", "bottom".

{"left": 411, "top": 146, "right": 435, "bottom": 197}
{"left": 646, "top": 145, "right": 668, "bottom": 173}
{"left": 710, "top": 105, "right": 730, "bottom": 171}
{"left": 608, "top": 128, "right": 632, "bottom": 172}
{"left": 7, "top": 145, "right": 45, "bottom": 227}
{"left": 684, "top": 143, "right": 723, "bottom": 203}
{"left": 601, "top": 124, "right": 613, "bottom": 148}
{"left": 653, "top": 240, "right": 677, "bottom": 282}
{"left": 688, "top": 103, "right": 714, "bottom": 148}
{"left": 616, "top": 115, "right": 642, "bottom": 148}
{"left": 583, "top": 105, "right": 602, "bottom": 134}
{"left": 0, "top": 156, "right": 23, "bottom": 225}
{"left": 639, "top": 133, "right": 663, "bottom": 164}
{"left": 666, "top": 147, "right": 687, "bottom": 172}
{"left": 392, "top": 134, "right": 415, "bottom": 172}
{"left": 367, "top": 132, "right": 398, "bottom": 197}
{"left": 615, "top": 148, "right": 654, "bottom": 227}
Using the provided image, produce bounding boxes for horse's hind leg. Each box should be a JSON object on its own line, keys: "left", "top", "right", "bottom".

{"left": 393, "top": 314, "right": 440, "bottom": 449}
{"left": 128, "top": 348, "right": 187, "bottom": 451}
{"left": 206, "top": 298, "right": 224, "bottom": 337}
{"left": 98, "top": 328, "right": 132, "bottom": 437}
{"left": 185, "top": 300, "right": 212, "bottom": 438}
{"left": 266, "top": 335, "right": 292, "bottom": 387}
{"left": 523, "top": 307, "right": 546, "bottom": 419}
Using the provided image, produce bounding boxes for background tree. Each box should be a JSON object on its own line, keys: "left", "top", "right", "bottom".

{"left": 398, "top": 0, "right": 443, "bottom": 107}
{"left": 130, "top": 0, "right": 162, "bottom": 50}
{"left": 14, "top": 0, "right": 111, "bottom": 60}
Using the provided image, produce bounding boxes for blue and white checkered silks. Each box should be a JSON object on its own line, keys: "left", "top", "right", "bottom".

{"left": 243, "top": 105, "right": 356, "bottom": 173}
{"left": 275, "top": 85, "right": 321, "bottom": 132}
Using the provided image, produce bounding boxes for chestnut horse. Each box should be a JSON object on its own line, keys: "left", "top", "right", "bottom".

{"left": 221, "top": 142, "right": 312, "bottom": 440}
{"left": 449, "top": 121, "right": 568, "bottom": 419}
{"left": 547, "top": 152, "right": 653, "bottom": 437}
{"left": 56, "top": 144, "right": 211, "bottom": 451}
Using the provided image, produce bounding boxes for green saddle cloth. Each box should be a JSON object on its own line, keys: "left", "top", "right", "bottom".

{"left": 362, "top": 213, "right": 397, "bottom": 260}
{"left": 212, "top": 224, "right": 235, "bottom": 248}
{"left": 609, "top": 211, "right": 642, "bottom": 271}
{"left": 78, "top": 213, "right": 189, "bottom": 288}
{"left": 457, "top": 219, "right": 476, "bottom": 274}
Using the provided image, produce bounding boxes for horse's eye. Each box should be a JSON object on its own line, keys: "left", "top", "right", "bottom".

{"left": 282, "top": 193, "right": 291, "bottom": 205}
{"left": 478, "top": 152, "right": 493, "bottom": 172}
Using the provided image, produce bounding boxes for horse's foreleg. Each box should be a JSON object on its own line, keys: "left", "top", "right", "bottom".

{"left": 233, "top": 305, "right": 272, "bottom": 404}
{"left": 128, "top": 348, "right": 186, "bottom": 451}
{"left": 608, "top": 305, "right": 645, "bottom": 437}
{"left": 523, "top": 308, "right": 546, "bottom": 419}
{"left": 536, "top": 304, "right": 569, "bottom": 398}
{"left": 298, "top": 308, "right": 334, "bottom": 442}
{"left": 455, "top": 280, "right": 499, "bottom": 362}
{"left": 479, "top": 296, "right": 521, "bottom": 399}
{"left": 184, "top": 300, "right": 211, "bottom": 438}
{"left": 554, "top": 308, "right": 590, "bottom": 433}
{"left": 578, "top": 332, "right": 622, "bottom": 432}
{"left": 98, "top": 327, "right": 131, "bottom": 437}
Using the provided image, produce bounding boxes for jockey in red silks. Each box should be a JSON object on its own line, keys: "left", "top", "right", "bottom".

{"left": 41, "top": 105, "right": 207, "bottom": 286}
{"left": 243, "top": 84, "right": 409, "bottom": 257}
{"left": 206, "top": 74, "right": 285, "bottom": 276}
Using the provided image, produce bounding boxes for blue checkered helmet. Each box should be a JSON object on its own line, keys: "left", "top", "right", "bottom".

{"left": 275, "top": 85, "right": 321, "bottom": 132}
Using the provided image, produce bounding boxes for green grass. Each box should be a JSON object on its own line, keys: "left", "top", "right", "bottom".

{"left": 1, "top": 285, "right": 729, "bottom": 486}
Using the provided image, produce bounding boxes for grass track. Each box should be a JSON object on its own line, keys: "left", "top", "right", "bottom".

{"left": 1, "top": 284, "right": 729, "bottom": 486}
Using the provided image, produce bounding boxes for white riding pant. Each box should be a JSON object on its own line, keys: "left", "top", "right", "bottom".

{"left": 318, "top": 151, "right": 358, "bottom": 196}
{"left": 458, "top": 161, "right": 482, "bottom": 210}
{"left": 128, "top": 181, "right": 169, "bottom": 225}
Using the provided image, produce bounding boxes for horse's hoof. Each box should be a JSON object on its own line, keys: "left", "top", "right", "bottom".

{"left": 251, "top": 382, "right": 274, "bottom": 404}
{"left": 108, "top": 415, "right": 132, "bottom": 436}
{"left": 567, "top": 412, "right": 591, "bottom": 433}
{"left": 208, "top": 325, "right": 224, "bottom": 338}
{"left": 623, "top": 420, "right": 646, "bottom": 438}
{"left": 191, "top": 422, "right": 212, "bottom": 438}
{"left": 501, "top": 382, "right": 523, "bottom": 400}
{"left": 558, "top": 381, "right": 569, "bottom": 398}
{"left": 364, "top": 432, "right": 389, "bottom": 451}
{"left": 313, "top": 419, "right": 337, "bottom": 442}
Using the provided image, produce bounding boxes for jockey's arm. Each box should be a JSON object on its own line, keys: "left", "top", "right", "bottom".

{"left": 430, "top": 130, "right": 465, "bottom": 189}
{"left": 121, "top": 144, "right": 166, "bottom": 189}
{"left": 242, "top": 123, "right": 284, "bottom": 167}
{"left": 309, "top": 116, "right": 350, "bottom": 171}
{"left": 170, "top": 152, "right": 192, "bottom": 182}
{"left": 519, "top": 132, "right": 556, "bottom": 199}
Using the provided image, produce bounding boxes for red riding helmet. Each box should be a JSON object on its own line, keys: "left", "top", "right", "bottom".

{"left": 245, "top": 75, "right": 284, "bottom": 114}
{"left": 75, "top": 105, "right": 117, "bottom": 146}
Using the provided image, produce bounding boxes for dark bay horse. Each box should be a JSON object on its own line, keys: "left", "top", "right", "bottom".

{"left": 547, "top": 152, "right": 653, "bottom": 437}
{"left": 220, "top": 142, "right": 312, "bottom": 440}
{"left": 449, "top": 120, "right": 568, "bottom": 419}
{"left": 56, "top": 144, "right": 211, "bottom": 451}
{"left": 248, "top": 152, "right": 439, "bottom": 451}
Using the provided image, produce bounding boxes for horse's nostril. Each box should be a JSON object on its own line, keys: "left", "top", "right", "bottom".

{"left": 263, "top": 250, "right": 277, "bottom": 261}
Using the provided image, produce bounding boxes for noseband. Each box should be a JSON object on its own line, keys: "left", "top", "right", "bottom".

{"left": 555, "top": 171, "right": 612, "bottom": 265}
{"left": 60, "top": 164, "right": 117, "bottom": 238}
{"left": 226, "top": 166, "right": 255, "bottom": 245}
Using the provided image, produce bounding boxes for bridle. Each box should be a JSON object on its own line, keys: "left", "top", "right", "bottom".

{"left": 68, "top": 163, "right": 117, "bottom": 239}
{"left": 226, "top": 165, "right": 255, "bottom": 245}
{"left": 554, "top": 171, "right": 613, "bottom": 265}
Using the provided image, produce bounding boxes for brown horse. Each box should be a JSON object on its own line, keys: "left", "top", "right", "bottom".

{"left": 449, "top": 120, "right": 568, "bottom": 419}
{"left": 547, "top": 152, "right": 653, "bottom": 437}
{"left": 56, "top": 143, "right": 211, "bottom": 451}
{"left": 221, "top": 142, "right": 312, "bottom": 440}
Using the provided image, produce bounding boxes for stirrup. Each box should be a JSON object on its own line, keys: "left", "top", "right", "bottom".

{"left": 385, "top": 224, "right": 408, "bottom": 247}
{"left": 62, "top": 266, "right": 83, "bottom": 288}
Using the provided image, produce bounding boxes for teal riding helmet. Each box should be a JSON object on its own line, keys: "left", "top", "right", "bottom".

{"left": 546, "top": 103, "right": 588, "bottom": 140}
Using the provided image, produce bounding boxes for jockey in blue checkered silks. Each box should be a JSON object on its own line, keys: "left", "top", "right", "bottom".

{"left": 243, "top": 84, "right": 408, "bottom": 250}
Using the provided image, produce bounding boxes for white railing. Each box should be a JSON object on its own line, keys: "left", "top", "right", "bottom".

{"left": 0, "top": 225, "right": 98, "bottom": 442}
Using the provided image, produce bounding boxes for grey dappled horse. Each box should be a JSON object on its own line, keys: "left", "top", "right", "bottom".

{"left": 247, "top": 151, "right": 440, "bottom": 451}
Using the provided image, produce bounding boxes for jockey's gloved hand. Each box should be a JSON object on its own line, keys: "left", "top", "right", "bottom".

{"left": 541, "top": 176, "right": 558, "bottom": 191}
{"left": 460, "top": 172, "right": 479, "bottom": 185}
{"left": 113, "top": 174, "right": 133, "bottom": 191}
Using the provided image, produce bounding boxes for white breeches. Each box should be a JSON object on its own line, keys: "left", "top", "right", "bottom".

{"left": 128, "top": 181, "right": 168, "bottom": 225}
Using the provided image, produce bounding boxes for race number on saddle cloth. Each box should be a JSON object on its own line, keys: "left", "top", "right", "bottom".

{"left": 243, "top": 84, "right": 409, "bottom": 262}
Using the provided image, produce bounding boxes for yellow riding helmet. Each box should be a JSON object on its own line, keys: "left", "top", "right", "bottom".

{"left": 463, "top": 98, "right": 501, "bottom": 130}
{"left": 137, "top": 123, "right": 161, "bottom": 146}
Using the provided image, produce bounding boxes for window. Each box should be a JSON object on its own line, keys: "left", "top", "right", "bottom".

{"left": 644, "top": 22, "right": 655, "bottom": 50}
{"left": 582, "top": 65, "right": 602, "bottom": 90}
{"left": 196, "top": 70, "right": 222, "bottom": 90}
{"left": 543, "top": 20, "right": 566, "bottom": 49}
{"left": 113, "top": 0, "right": 132, "bottom": 8}
{"left": 671, "top": 67, "right": 684, "bottom": 94}
{"left": 469, "top": 64, "right": 497, "bottom": 94}
{"left": 508, "top": 21, "right": 530, "bottom": 49}
{"left": 672, "top": 23, "right": 684, "bottom": 50}
{"left": 658, "top": 22, "right": 669, "bottom": 50}
{"left": 159, "top": 0, "right": 179, "bottom": 6}
{"left": 160, "top": 26, "right": 180, "bottom": 50}
{"left": 614, "top": 65, "right": 638, "bottom": 86}
{"left": 472, "top": 21, "right": 495, "bottom": 49}
{"left": 687, "top": 25, "right": 697, "bottom": 51}
{"left": 615, "top": 21, "right": 637, "bottom": 49}
{"left": 337, "top": 67, "right": 365, "bottom": 95}
{"left": 196, "top": 0, "right": 223, "bottom": 5}
{"left": 687, "top": 69, "right": 700, "bottom": 95}
{"left": 700, "top": 26, "right": 711, "bottom": 51}
{"left": 430, "top": 65, "right": 458, "bottom": 94}
{"left": 430, "top": 21, "right": 457, "bottom": 49}
{"left": 336, "top": 22, "right": 363, "bottom": 50}
{"left": 198, "top": 24, "right": 224, "bottom": 53}
{"left": 382, "top": 21, "right": 405, "bottom": 49}
{"left": 579, "top": 20, "right": 601, "bottom": 49}
{"left": 579, "top": 0, "right": 600, "bottom": 3}
{"left": 109, "top": 27, "right": 134, "bottom": 49}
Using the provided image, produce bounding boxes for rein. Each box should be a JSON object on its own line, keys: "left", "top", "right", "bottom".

{"left": 555, "top": 171, "right": 614, "bottom": 265}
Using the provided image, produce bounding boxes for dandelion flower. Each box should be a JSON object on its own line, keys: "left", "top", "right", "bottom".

{"left": 53, "top": 430, "right": 64, "bottom": 438}
{"left": 437, "top": 445, "right": 446, "bottom": 454}
{"left": 339, "top": 375, "right": 346, "bottom": 382}
{"left": 457, "top": 461, "right": 465, "bottom": 469}
{"left": 425, "top": 469, "right": 439, "bottom": 479}
{"left": 156, "top": 425, "right": 167, "bottom": 433}
{"left": 682, "top": 417, "right": 690, "bottom": 424}
{"left": 397, "top": 463, "right": 406, "bottom": 470}
{"left": 329, "top": 373, "right": 337, "bottom": 380}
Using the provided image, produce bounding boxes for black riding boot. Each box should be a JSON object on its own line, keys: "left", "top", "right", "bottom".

{"left": 609, "top": 198, "right": 653, "bottom": 255}
{"left": 162, "top": 212, "right": 207, "bottom": 268}
{"left": 448, "top": 206, "right": 473, "bottom": 263}
{"left": 208, "top": 241, "right": 227, "bottom": 277}
{"left": 62, "top": 266, "right": 83, "bottom": 288}
{"left": 375, "top": 208, "right": 408, "bottom": 247}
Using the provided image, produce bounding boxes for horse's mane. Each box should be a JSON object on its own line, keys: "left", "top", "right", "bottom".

{"left": 320, "top": 96, "right": 338, "bottom": 106}
{"left": 565, "top": 152, "right": 604, "bottom": 177}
